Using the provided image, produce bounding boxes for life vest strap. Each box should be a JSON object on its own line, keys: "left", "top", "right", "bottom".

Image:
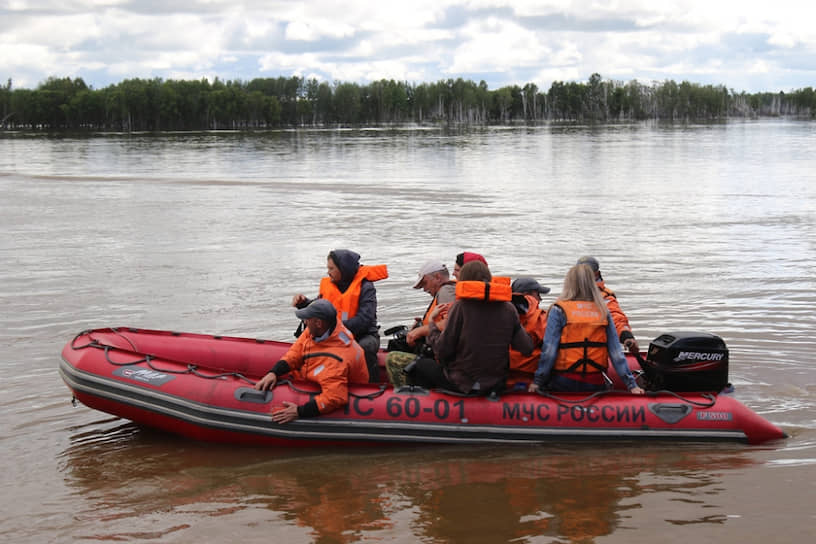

{"left": 559, "top": 341, "right": 606, "bottom": 349}
{"left": 561, "top": 358, "right": 608, "bottom": 373}
{"left": 455, "top": 280, "right": 512, "bottom": 302}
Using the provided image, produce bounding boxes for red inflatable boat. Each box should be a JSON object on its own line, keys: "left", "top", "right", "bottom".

{"left": 59, "top": 327, "right": 787, "bottom": 446}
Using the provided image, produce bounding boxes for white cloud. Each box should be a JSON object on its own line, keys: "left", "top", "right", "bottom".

{"left": 448, "top": 16, "right": 552, "bottom": 74}
{"left": 284, "top": 20, "right": 356, "bottom": 41}
{"left": 1, "top": 0, "right": 814, "bottom": 93}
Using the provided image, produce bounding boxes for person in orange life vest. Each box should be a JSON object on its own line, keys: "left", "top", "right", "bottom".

{"left": 412, "top": 260, "right": 534, "bottom": 394}
{"left": 255, "top": 299, "right": 368, "bottom": 423}
{"left": 406, "top": 259, "right": 457, "bottom": 347}
{"left": 528, "top": 264, "right": 645, "bottom": 395}
{"left": 576, "top": 255, "right": 640, "bottom": 356}
{"left": 292, "top": 249, "right": 387, "bottom": 382}
{"left": 384, "top": 259, "right": 457, "bottom": 387}
{"left": 453, "top": 251, "right": 487, "bottom": 280}
{"left": 507, "top": 277, "right": 550, "bottom": 388}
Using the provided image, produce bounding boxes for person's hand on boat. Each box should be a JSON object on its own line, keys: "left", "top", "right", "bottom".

{"left": 255, "top": 371, "right": 278, "bottom": 391}
{"left": 528, "top": 383, "right": 540, "bottom": 393}
{"left": 629, "top": 385, "right": 645, "bottom": 395}
{"left": 624, "top": 337, "right": 640, "bottom": 356}
{"left": 270, "top": 401, "right": 299, "bottom": 424}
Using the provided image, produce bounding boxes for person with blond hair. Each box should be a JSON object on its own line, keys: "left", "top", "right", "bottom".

{"left": 529, "top": 264, "right": 644, "bottom": 394}
{"left": 576, "top": 255, "right": 640, "bottom": 356}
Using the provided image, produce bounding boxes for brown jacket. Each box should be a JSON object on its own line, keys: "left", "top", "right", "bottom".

{"left": 428, "top": 299, "right": 533, "bottom": 393}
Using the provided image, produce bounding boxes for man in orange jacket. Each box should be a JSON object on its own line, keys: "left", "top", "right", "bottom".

{"left": 255, "top": 299, "right": 369, "bottom": 423}
{"left": 576, "top": 256, "right": 640, "bottom": 355}
{"left": 292, "top": 249, "right": 387, "bottom": 382}
{"left": 508, "top": 277, "right": 550, "bottom": 388}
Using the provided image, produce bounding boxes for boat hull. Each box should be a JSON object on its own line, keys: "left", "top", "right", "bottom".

{"left": 59, "top": 328, "right": 787, "bottom": 446}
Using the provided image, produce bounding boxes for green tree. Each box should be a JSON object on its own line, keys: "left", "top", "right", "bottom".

{"left": 334, "top": 82, "right": 361, "bottom": 125}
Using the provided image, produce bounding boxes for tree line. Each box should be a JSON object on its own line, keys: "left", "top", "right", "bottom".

{"left": 1, "top": 74, "right": 814, "bottom": 130}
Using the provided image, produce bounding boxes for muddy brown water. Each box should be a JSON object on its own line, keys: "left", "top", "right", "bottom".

{"left": 1, "top": 122, "right": 814, "bottom": 543}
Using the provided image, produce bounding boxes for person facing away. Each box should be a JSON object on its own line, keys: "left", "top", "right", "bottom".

{"left": 507, "top": 277, "right": 550, "bottom": 389}
{"left": 292, "top": 249, "right": 387, "bottom": 382}
{"left": 528, "top": 264, "right": 645, "bottom": 395}
{"left": 452, "top": 251, "right": 487, "bottom": 280}
{"left": 385, "top": 259, "right": 457, "bottom": 387}
{"left": 255, "top": 299, "right": 369, "bottom": 423}
{"left": 412, "top": 260, "right": 534, "bottom": 395}
{"left": 576, "top": 255, "right": 640, "bottom": 356}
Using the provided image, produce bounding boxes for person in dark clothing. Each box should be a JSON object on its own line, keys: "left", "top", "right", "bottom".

{"left": 292, "top": 249, "right": 388, "bottom": 382}
{"left": 411, "top": 261, "right": 533, "bottom": 394}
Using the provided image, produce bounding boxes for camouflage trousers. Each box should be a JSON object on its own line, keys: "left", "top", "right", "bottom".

{"left": 385, "top": 351, "right": 419, "bottom": 387}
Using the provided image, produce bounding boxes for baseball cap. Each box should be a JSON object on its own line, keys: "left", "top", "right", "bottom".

{"left": 511, "top": 277, "right": 551, "bottom": 295}
{"left": 413, "top": 260, "right": 448, "bottom": 289}
{"left": 294, "top": 299, "right": 337, "bottom": 321}
{"left": 576, "top": 256, "right": 600, "bottom": 272}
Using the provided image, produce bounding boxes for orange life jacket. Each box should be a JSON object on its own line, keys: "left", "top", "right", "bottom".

{"left": 553, "top": 300, "right": 609, "bottom": 374}
{"left": 421, "top": 280, "right": 456, "bottom": 325}
{"left": 508, "top": 293, "right": 547, "bottom": 377}
{"left": 319, "top": 264, "right": 388, "bottom": 322}
{"left": 597, "top": 281, "right": 632, "bottom": 340}
{"left": 282, "top": 322, "right": 368, "bottom": 414}
{"left": 455, "top": 280, "right": 512, "bottom": 302}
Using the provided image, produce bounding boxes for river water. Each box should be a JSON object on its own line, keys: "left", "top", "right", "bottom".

{"left": 1, "top": 121, "right": 814, "bottom": 543}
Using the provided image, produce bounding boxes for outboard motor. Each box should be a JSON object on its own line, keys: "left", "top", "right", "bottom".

{"left": 639, "top": 331, "right": 729, "bottom": 392}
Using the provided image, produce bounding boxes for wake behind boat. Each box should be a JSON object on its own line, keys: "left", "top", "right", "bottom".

{"left": 59, "top": 327, "right": 787, "bottom": 446}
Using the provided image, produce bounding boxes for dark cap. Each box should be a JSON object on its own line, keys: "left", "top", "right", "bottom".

{"left": 576, "top": 256, "right": 600, "bottom": 272}
{"left": 511, "top": 277, "right": 551, "bottom": 295}
{"left": 295, "top": 299, "right": 337, "bottom": 322}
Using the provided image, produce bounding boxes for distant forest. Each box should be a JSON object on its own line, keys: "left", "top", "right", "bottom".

{"left": 1, "top": 73, "right": 814, "bottom": 130}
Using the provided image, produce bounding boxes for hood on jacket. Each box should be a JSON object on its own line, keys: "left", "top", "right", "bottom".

{"left": 328, "top": 249, "right": 360, "bottom": 292}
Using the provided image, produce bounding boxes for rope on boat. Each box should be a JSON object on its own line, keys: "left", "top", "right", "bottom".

{"left": 70, "top": 329, "right": 98, "bottom": 350}
{"left": 70, "top": 327, "right": 138, "bottom": 351}
{"left": 537, "top": 388, "right": 717, "bottom": 408}
{"left": 78, "top": 334, "right": 258, "bottom": 386}
{"left": 277, "top": 379, "right": 388, "bottom": 400}
{"left": 647, "top": 390, "right": 717, "bottom": 408}
{"left": 349, "top": 384, "right": 388, "bottom": 400}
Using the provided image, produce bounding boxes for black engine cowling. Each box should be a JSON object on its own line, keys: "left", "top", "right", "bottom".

{"left": 639, "top": 331, "right": 729, "bottom": 392}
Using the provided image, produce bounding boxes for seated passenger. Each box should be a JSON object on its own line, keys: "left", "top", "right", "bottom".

{"left": 385, "top": 259, "right": 456, "bottom": 387}
{"left": 255, "top": 299, "right": 369, "bottom": 423}
{"left": 528, "top": 264, "right": 645, "bottom": 395}
{"left": 453, "top": 251, "right": 487, "bottom": 279}
{"left": 411, "top": 260, "right": 534, "bottom": 395}
{"left": 292, "top": 249, "right": 387, "bottom": 382}
{"left": 508, "top": 277, "right": 550, "bottom": 389}
{"left": 576, "top": 255, "right": 640, "bottom": 356}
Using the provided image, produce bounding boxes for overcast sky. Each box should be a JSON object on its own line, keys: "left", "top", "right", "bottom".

{"left": 2, "top": 0, "right": 814, "bottom": 93}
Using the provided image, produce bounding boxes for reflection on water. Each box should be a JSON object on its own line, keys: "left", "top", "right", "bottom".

{"left": 59, "top": 420, "right": 758, "bottom": 543}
